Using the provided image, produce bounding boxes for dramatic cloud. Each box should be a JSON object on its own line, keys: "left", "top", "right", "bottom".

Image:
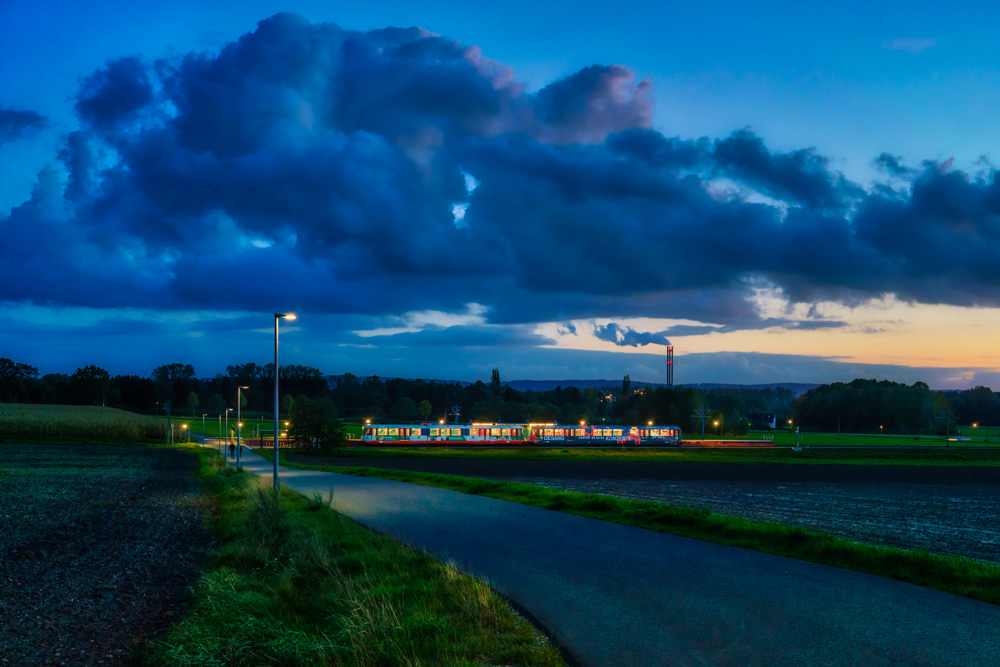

{"left": 593, "top": 323, "right": 671, "bottom": 347}
{"left": 3, "top": 11, "right": 1000, "bottom": 340}
{"left": 0, "top": 107, "right": 46, "bottom": 144}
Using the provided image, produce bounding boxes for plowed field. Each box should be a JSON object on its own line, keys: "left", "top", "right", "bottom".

{"left": 0, "top": 443, "right": 214, "bottom": 665}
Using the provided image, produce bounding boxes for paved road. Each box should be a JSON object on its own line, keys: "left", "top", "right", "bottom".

{"left": 223, "top": 446, "right": 1000, "bottom": 666}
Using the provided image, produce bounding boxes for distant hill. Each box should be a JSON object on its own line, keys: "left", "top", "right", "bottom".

{"left": 504, "top": 379, "right": 820, "bottom": 396}
{"left": 327, "top": 375, "right": 820, "bottom": 396}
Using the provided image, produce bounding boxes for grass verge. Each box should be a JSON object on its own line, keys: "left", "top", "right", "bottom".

{"left": 289, "top": 463, "right": 1000, "bottom": 607}
{"left": 142, "top": 449, "right": 565, "bottom": 666}
{"left": 313, "top": 445, "right": 1000, "bottom": 466}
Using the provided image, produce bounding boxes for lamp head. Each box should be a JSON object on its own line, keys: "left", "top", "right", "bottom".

{"left": 276, "top": 313, "right": 297, "bottom": 320}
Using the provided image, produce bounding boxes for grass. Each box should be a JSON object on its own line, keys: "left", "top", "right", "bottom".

{"left": 143, "top": 448, "right": 565, "bottom": 666}
{"left": 280, "top": 461, "right": 1000, "bottom": 607}
{"left": 0, "top": 404, "right": 167, "bottom": 441}
{"left": 150, "top": 415, "right": 278, "bottom": 439}
{"left": 761, "top": 430, "right": 1000, "bottom": 447}
{"left": 309, "top": 445, "right": 1000, "bottom": 466}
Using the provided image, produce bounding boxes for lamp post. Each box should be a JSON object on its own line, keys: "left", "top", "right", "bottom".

{"left": 714, "top": 420, "right": 719, "bottom": 437}
{"left": 218, "top": 414, "right": 222, "bottom": 455}
{"left": 274, "top": 313, "right": 296, "bottom": 491}
{"left": 201, "top": 413, "right": 207, "bottom": 445}
{"left": 225, "top": 407, "right": 234, "bottom": 453}
{"left": 182, "top": 423, "right": 188, "bottom": 442}
{"left": 237, "top": 385, "right": 248, "bottom": 466}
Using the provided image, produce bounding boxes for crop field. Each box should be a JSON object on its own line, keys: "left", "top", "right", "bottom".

{"left": 0, "top": 404, "right": 167, "bottom": 441}
{"left": 0, "top": 442, "right": 214, "bottom": 664}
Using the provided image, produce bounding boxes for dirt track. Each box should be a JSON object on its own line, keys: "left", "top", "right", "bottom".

{"left": 293, "top": 456, "right": 1000, "bottom": 563}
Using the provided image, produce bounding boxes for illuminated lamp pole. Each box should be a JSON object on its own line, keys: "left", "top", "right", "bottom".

{"left": 201, "top": 414, "right": 207, "bottom": 445}
{"left": 274, "top": 313, "right": 296, "bottom": 491}
{"left": 236, "top": 385, "right": 248, "bottom": 466}
{"left": 182, "top": 423, "right": 188, "bottom": 442}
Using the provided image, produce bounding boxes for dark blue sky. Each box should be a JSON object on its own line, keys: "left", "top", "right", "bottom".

{"left": 3, "top": 2, "right": 1000, "bottom": 387}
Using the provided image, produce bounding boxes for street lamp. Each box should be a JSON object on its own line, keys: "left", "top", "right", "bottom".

{"left": 714, "top": 420, "right": 719, "bottom": 436}
{"left": 237, "top": 385, "right": 249, "bottom": 466}
{"left": 182, "top": 423, "right": 189, "bottom": 442}
{"left": 274, "top": 312, "right": 296, "bottom": 491}
{"left": 201, "top": 413, "right": 207, "bottom": 445}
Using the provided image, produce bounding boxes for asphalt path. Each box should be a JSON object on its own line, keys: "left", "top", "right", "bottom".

{"left": 285, "top": 455, "right": 1000, "bottom": 485}
{"left": 224, "top": 447, "right": 1000, "bottom": 666}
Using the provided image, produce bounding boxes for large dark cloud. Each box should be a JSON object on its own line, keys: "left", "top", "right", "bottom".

{"left": 3, "top": 11, "right": 1000, "bottom": 336}
{"left": 0, "top": 107, "right": 46, "bottom": 144}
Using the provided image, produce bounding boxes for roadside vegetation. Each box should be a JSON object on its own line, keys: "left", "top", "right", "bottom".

{"left": 284, "top": 461, "right": 1000, "bottom": 607}
{"left": 144, "top": 449, "right": 564, "bottom": 666}
{"left": 0, "top": 404, "right": 166, "bottom": 441}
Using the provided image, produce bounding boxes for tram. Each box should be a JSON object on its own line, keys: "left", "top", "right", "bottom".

{"left": 360, "top": 422, "right": 682, "bottom": 446}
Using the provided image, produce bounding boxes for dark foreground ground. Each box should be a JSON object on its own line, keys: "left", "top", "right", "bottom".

{"left": 291, "top": 455, "right": 1000, "bottom": 563}
{"left": 0, "top": 443, "right": 214, "bottom": 666}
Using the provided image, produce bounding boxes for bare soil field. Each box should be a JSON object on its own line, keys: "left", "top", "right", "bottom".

{"left": 297, "top": 456, "right": 1000, "bottom": 564}
{"left": 0, "top": 443, "right": 214, "bottom": 666}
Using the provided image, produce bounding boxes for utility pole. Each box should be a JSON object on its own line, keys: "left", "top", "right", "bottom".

{"left": 692, "top": 408, "right": 708, "bottom": 440}
{"left": 937, "top": 409, "right": 955, "bottom": 446}
{"left": 449, "top": 404, "right": 461, "bottom": 425}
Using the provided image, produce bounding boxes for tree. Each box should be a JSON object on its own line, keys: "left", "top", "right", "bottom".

{"left": 70, "top": 365, "right": 113, "bottom": 406}
{"left": 186, "top": 390, "right": 199, "bottom": 416}
{"left": 290, "top": 397, "right": 345, "bottom": 454}
{"left": 205, "top": 393, "right": 225, "bottom": 416}
{"left": 490, "top": 368, "right": 501, "bottom": 395}
{"left": 621, "top": 374, "right": 631, "bottom": 398}
{"left": 152, "top": 363, "right": 196, "bottom": 382}
{"left": 0, "top": 357, "right": 38, "bottom": 403}
{"left": 282, "top": 394, "right": 295, "bottom": 416}
{"left": 390, "top": 396, "right": 418, "bottom": 421}
{"left": 418, "top": 399, "right": 432, "bottom": 420}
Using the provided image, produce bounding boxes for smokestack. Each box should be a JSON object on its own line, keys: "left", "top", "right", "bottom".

{"left": 666, "top": 345, "right": 674, "bottom": 387}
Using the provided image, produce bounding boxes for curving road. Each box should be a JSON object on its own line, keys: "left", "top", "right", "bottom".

{"left": 226, "top": 447, "right": 1000, "bottom": 666}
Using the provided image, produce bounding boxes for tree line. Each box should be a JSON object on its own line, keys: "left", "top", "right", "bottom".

{"left": 790, "top": 378, "right": 999, "bottom": 434}
{"left": 1, "top": 357, "right": 793, "bottom": 434}
{"left": 5, "top": 356, "right": 998, "bottom": 433}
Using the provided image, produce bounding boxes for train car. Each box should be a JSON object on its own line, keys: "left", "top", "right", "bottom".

{"left": 361, "top": 422, "right": 682, "bottom": 446}
{"left": 361, "top": 423, "right": 527, "bottom": 445}
{"left": 525, "top": 423, "right": 681, "bottom": 446}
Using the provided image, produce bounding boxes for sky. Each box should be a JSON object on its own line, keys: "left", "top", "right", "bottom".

{"left": 4, "top": 1, "right": 1000, "bottom": 388}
